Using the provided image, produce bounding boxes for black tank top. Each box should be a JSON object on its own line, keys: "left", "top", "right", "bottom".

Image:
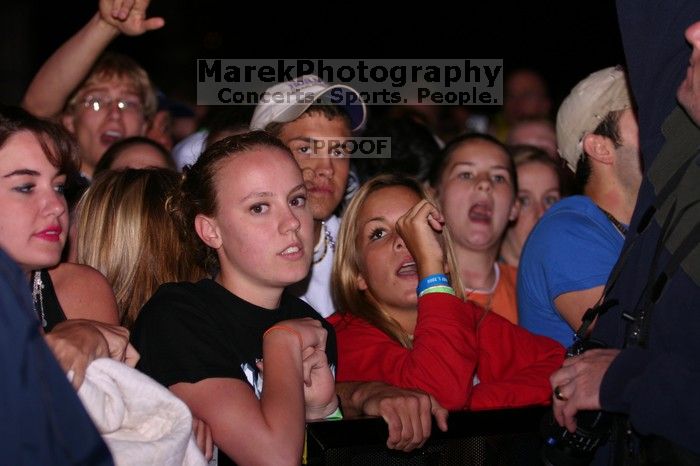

{"left": 31, "top": 269, "right": 67, "bottom": 332}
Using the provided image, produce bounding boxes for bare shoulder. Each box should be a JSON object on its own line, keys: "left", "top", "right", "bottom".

{"left": 49, "top": 262, "right": 109, "bottom": 291}
{"left": 49, "top": 263, "right": 120, "bottom": 325}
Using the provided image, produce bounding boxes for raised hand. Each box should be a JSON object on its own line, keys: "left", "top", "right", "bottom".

{"left": 395, "top": 199, "right": 446, "bottom": 278}
{"left": 99, "top": 0, "right": 165, "bottom": 36}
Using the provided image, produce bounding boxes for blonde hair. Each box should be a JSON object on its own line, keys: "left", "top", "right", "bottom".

{"left": 76, "top": 169, "right": 206, "bottom": 327}
{"left": 331, "top": 174, "right": 464, "bottom": 348}
{"left": 66, "top": 52, "right": 157, "bottom": 120}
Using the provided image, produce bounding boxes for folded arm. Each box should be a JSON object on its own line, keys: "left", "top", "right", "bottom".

{"left": 335, "top": 293, "right": 478, "bottom": 410}
{"left": 470, "top": 312, "right": 565, "bottom": 410}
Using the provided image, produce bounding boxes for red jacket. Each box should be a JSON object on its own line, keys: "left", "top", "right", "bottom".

{"left": 329, "top": 292, "right": 565, "bottom": 411}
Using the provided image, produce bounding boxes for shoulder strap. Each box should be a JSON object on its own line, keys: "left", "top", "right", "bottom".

{"left": 606, "top": 150, "right": 698, "bottom": 295}
{"left": 574, "top": 150, "right": 699, "bottom": 339}
{"left": 626, "top": 215, "right": 700, "bottom": 348}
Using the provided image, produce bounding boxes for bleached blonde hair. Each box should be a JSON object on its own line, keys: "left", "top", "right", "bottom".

{"left": 76, "top": 169, "right": 205, "bottom": 327}
{"left": 332, "top": 174, "right": 465, "bottom": 348}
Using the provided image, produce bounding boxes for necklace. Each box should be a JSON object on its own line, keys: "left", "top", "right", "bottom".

{"left": 464, "top": 262, "right": 500, "bottom": 294}
{"left": 312, "top": 221, "right": 336, "bottom": 264}
{"left": 597, "top": 206, "right": 628, "bottom": 237}
{"left": 32, "top": 270, "right": 47, "bottom": 328}
{"left": 464, "top": 263, "right": 500, "bottom": 312}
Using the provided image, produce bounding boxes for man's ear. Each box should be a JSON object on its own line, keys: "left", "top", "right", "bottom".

{"left": 582, "top": 133, "right": 614, "bottom": 165}
{"left": 61, "top": 112, "right": 75, "bottom": 134}
{"left": 194, "top": 214, "right": 222, "bottom": 249}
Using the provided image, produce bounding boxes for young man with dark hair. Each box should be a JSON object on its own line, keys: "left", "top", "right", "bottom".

{"left": 250, "top": 75, "right": 366, "bottom": 318}
{"left": 518, "top": 67, "right": 642, "bottom": 347}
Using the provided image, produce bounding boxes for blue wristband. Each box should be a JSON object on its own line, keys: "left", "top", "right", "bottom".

{"left": 416, "top": 273, "right": 449, "bottom": 294}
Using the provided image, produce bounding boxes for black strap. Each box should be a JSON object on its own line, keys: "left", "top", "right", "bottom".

{"left": 573, "top": 150, "right": 699, "bottom": 336}
{"left": 625, "top": 210, "right": 700, "bottom": 348}
{"left": 597, "top": 205, "right": 629, "bottom": 237}
{"left": 608, "top": 171, "right": 700, "bottom": 466}
{"left": 621, "top": 200, "right": 678, "bottom": 324}
{"left": 607, "top": 150, "right": 698, "bottom": 296}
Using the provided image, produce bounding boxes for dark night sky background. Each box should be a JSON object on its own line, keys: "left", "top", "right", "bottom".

{"left": 1, "top": 1, "right": 624, "bottom": 115}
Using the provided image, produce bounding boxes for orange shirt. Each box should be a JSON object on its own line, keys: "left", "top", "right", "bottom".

{"left": 465, "top": 263, "right": 518, "bottom": 325}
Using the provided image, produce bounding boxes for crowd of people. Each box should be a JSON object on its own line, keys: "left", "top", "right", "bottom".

{"left": 1, "top": 0, "right": 699, "bottom": 465}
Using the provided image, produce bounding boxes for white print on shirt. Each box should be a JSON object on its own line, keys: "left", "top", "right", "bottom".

{"left": 241, "top": 361, "right": 337, "bottom": 399}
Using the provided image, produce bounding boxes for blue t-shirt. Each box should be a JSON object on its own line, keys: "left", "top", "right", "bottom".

{"left": 517, "top": 196, "right": 625, "bottom": 347}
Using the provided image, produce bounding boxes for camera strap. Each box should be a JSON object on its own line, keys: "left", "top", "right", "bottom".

{"left": 574, "top": 149, "right": 699, "bottom": 339}
{"left": 607, "top": 151, "right": 700, "bottom": 465}
{"left": 624, "top": 201, "right": 700, "bottom": 348}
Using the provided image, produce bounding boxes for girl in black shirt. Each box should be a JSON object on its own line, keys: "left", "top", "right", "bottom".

{"left": 132, "top": 131, "right": 338, "bottom": 465}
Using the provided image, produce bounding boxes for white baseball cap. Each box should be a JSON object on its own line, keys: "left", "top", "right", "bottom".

{"left": 250, "top": 74, "right": 367, "bottom": 132}
{"left": 556, "top": 66, "right": 631, "bottom": 172}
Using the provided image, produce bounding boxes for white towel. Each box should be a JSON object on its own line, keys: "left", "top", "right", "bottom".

{"left": 77, "top": 358, "right": 207, "bottom": 466}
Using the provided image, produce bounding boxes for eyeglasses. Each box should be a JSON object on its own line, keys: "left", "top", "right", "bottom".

{"left": 81, "top": 94, "right": 143, "bottom": 114}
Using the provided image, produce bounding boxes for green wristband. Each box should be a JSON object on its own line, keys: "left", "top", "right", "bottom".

{"left": 419, "top": 285, "right": 456, "bottom": 297}
{"left": 325, "top": 406, "right": 343, "bottom": 420}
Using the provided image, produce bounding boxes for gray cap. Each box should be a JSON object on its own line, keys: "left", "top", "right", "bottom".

{"left": 250, "top": 74, "right": 367, "bottom": 132}
{"left": 556, "top": 66, "right": 631, "bottom": 172}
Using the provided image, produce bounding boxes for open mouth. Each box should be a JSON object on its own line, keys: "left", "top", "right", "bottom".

{"left": 100, "top": 130, "right": 123, "bottom": 146}
{"left": 280, "top": 245, "right": 302, "bottom": 255}
{"left": 468, "top": 202, "right": 493, "bottom": 223}
{"left": 396, "top": 260, "right": 417, "bottom": 276}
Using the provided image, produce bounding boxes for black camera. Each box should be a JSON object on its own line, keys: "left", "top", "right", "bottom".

{"left": 540, "top": 338, "right": 612, "bottom": 466}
